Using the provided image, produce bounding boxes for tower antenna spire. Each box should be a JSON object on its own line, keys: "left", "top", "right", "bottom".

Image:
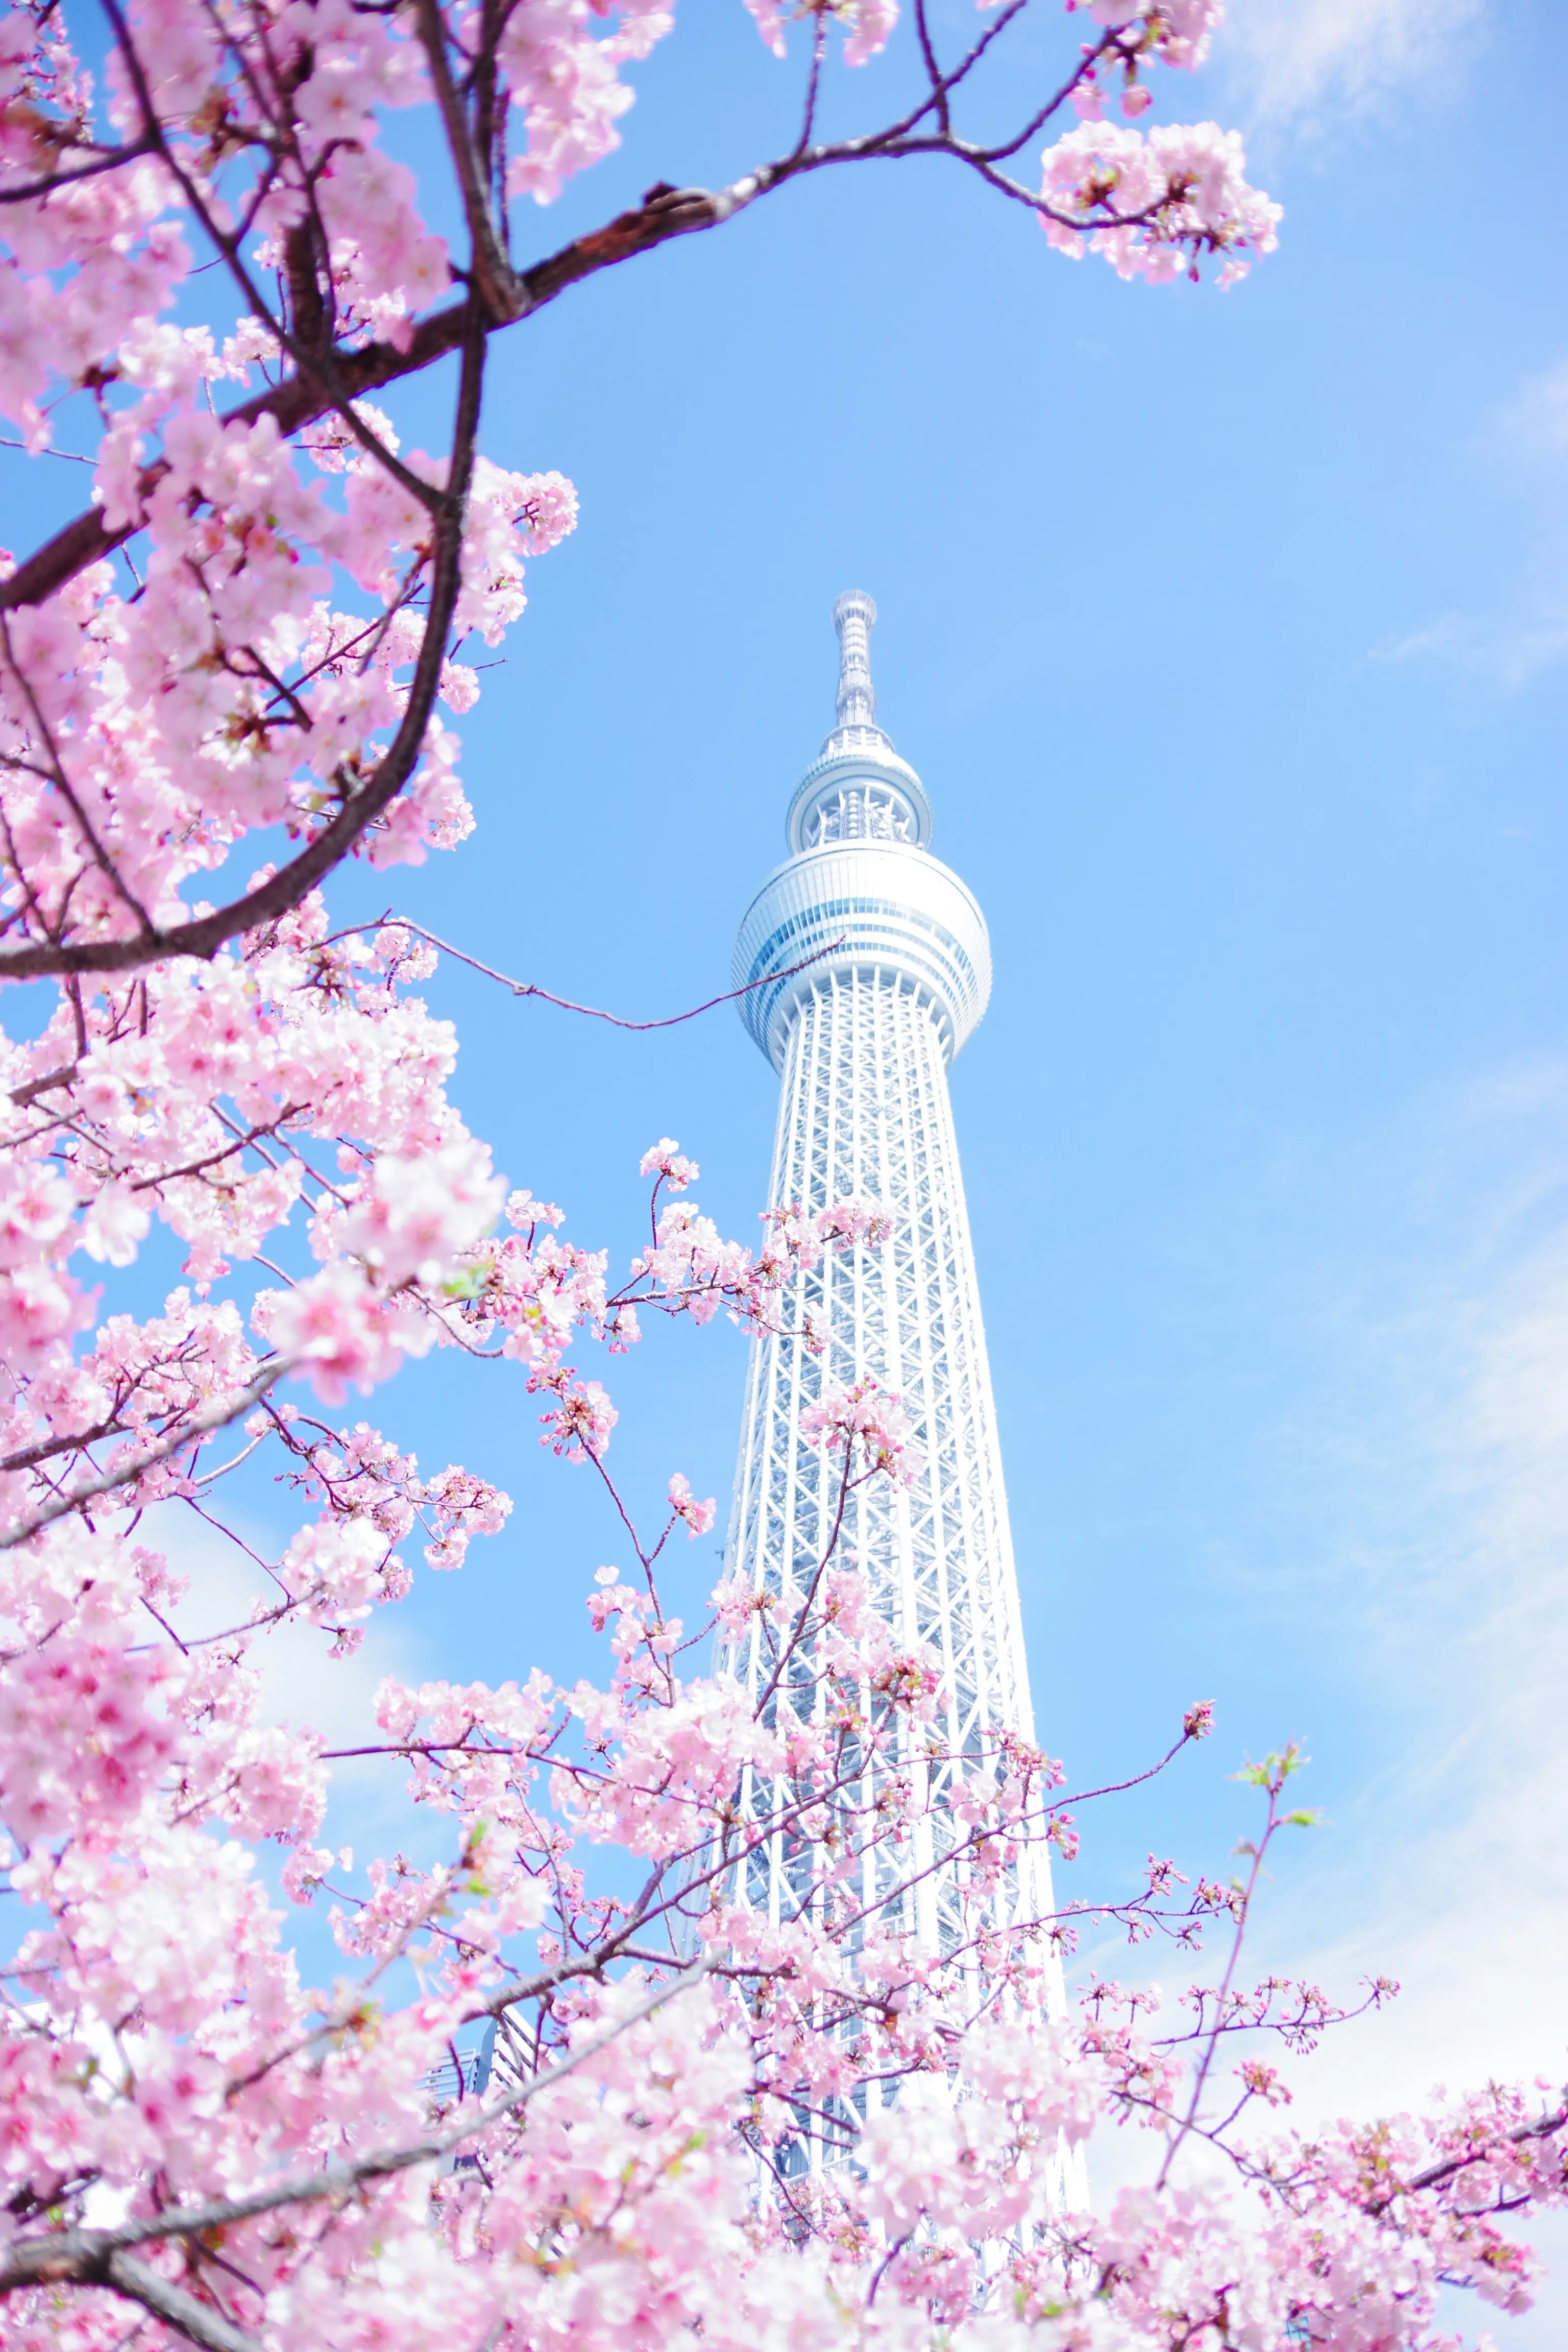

{"left": 831, "top": 590, "right": 879, "bottom": 734}
{"left": 787, "top": 590, "right": 932, "bottom": 853}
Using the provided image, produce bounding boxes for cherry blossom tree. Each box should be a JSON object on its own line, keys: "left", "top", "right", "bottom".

{"left": 0, "top": 0, "right": 1562, "bottom": 2346}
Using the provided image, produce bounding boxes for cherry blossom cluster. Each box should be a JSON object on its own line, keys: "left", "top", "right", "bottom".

{"left": 1039, "top": 117, "right": 1281, "bottom": 284}
{"left": 1066, "top": 0, "right": 1224, "bottom": 116}
{"left": 622, "top": 1166, "right": 893, "bottom": 1338}
{"left": 274, "top": 1415, "right": 513, "bottom": 1573}
{"left": 733, "top": 0, "right": 1268, "bottom": 305}
{"left": 743, "top": 0, "right": 900, "bottom": 68}
{"left": 801, "top": 1373, "right": 924, "bottom": 1487}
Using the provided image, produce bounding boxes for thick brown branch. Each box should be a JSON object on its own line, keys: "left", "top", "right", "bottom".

{"left": 0, "top": 178, "right": 743, "bottom": 633}
{"left": 7, "top": 1059, "right": 80, "bottom": 1106}
{"left": 413, "top": 0, "right": 519, "bottom": 322}
{"left": 283, "top": 215, "right": 330, "bottom": 359}
{"left": 102, "top": 2252, "right": 261, "bottom": 2352}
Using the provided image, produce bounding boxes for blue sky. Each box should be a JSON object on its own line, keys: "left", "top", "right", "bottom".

{"left": 11, "top": 0, "right": 1568, "bottom": 2326}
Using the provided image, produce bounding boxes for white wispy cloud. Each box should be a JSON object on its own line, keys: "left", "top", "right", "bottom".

{"left": 1277, "top": 1251, "right": 1568, "bottom": 2095}
{"left": 1371, "top": 351, "right": 1568, "bottom": 692}
{"left": 1487, "top": 358, "right": 1568, "bottom": 467}
{"left": 1243, "top": 1062, "right": 1568, "bottom": 2338}
{"left": 1374, "top": 600, "right": 1568, "bottom": 693}
{"left": 1219, "top": 0, "right": 1486, "bottom": 130}
{"left": 1060, "top": 1061, "right": 1568, "bottom": 2339}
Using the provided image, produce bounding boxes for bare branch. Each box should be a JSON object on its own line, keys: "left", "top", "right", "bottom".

{"left": 381, "top": 915, "right": 847, "bottom": 1029}
{"left": 413, "top": 0, "right": 518, "bottom": 321}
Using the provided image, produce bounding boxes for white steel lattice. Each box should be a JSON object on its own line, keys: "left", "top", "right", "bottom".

{"left": 721, "top": 597, "right": 1068, "bottom": 2056}
{"left": 719, "top": 967, "right": 1054, "bottom": 1949}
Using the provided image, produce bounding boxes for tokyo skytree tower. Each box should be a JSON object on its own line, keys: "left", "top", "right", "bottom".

{"left": 720, "top": 592, "right": 1060, "bottom": 1978}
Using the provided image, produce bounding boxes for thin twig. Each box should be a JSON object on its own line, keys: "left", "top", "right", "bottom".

{"left": 380, "top": 916, "right": 846, "bottom": 1031}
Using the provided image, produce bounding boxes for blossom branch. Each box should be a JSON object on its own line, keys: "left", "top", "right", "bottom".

{"left": 0, "top": 1964, "right": 711, "bottom": 2298}
{"left": 0, "top": 1360, "right": 292, "bottom": 1549}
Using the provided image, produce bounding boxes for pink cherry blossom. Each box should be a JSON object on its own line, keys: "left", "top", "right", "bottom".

{"left": 743, "top": 0, "right": 899, "bottom": 62}
{"left": 331, "top": 1140, "right": 507, "bottom": 1290}
{"left": 640, "top": 1135, "right": 699, "bottom": 1189}
{"left": 1039, "top": 117, "right": 1281, "bottom": 284}
{"left": 537, "top": 1367, "right": 619, "bottom": 1458}
{"left": 801, "top": 1375, "right": 924, "bottom": 1487}
{"left": 668, "top": 1471, "right": 717, "bottom": 1535}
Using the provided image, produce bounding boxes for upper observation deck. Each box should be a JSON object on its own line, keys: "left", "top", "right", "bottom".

{"left": 733, "top": 593, "right": 993, "bottom": 1070}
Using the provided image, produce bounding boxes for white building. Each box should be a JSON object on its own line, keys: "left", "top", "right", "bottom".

{"left": 721, "top": 594, "right": 1064, "bottom": 2022}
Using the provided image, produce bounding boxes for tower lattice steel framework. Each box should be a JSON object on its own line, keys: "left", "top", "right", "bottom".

{"left": 721, "top": 596, "right": 1067, "bottom": 2058}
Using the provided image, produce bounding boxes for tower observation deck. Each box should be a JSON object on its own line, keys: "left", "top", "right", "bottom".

{"left": 721, "top": 595, "right": 1064, "bottom": 2014}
